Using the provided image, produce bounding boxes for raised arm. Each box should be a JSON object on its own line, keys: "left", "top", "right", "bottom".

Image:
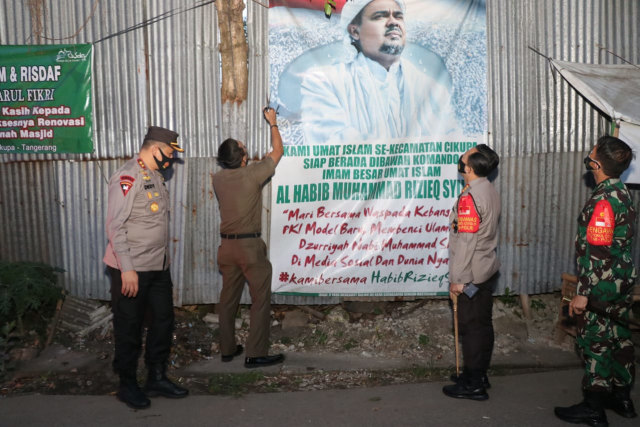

{"left": 263, "top": 107, "right": 284, "bottom": 166}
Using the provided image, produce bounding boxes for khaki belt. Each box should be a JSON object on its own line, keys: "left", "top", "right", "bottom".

{"left": 220, "top": 232, "right": 261, "bottom": 239}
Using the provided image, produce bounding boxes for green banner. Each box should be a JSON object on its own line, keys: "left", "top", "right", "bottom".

{"left": 0, "top": 44, "right": 93, "bottom": 154}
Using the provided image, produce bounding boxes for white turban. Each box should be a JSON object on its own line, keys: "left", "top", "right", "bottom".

{"left": 339, "top": 0, "right": 406, "bottom": 34}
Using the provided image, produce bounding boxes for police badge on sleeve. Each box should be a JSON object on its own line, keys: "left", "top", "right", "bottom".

{"left": 120, "top": 175, "right": 135, "bottom": 196}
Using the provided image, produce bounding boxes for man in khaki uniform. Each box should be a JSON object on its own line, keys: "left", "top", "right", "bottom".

{"left": 212, "top": 107, "right": 284, "bottom": 368}
{"left": 104, "top": 126, "right": 188, "bottom": 409}
{"left": 442, "top": 144, "right": 500, "bottom": 401}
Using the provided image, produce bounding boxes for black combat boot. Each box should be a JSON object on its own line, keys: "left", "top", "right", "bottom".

{"left": 144, "top": 364, "right": 189, "bottom": 398}
{"left": 116, "top": 376, "right": 151, "bottom": 409}
{"left": 605, "top": 385, "right": 637, "bottom": 418}
{"left": 554, "top": 390, "right": 608, "bottom": 427}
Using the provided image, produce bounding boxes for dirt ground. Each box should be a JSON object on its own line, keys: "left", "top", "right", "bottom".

{"left": 2, "top": 293, "right": 638, "bottom": 397}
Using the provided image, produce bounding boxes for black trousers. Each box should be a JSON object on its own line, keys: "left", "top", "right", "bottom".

{"left": 458, "top": 274, "right": 497, "bottom": 378}
{"left": 108, "top": 267, "right": 174, "bottom": 379}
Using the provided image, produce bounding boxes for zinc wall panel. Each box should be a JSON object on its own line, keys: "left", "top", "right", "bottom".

{"left": 487, "top": 0, "right": 639, "bottom": 157}
{"left": 181, "top": 158, "right": 220, "bottom": 304}
{"left": 140, "top": 0, "right": 221, "bottom": 157}
{"left": 487, "top": 0, "right": 640, "bottom": 294}
{"left": 56, "top": 159, "right": 111, "bottom": 299}
{"left": 246, "top": 0, "right": 271, "bottom": 156}
{"left": 0, "top": 161, "right": 63, "bottom": 266}
{"left": 91, "top": 0, "right": 148, "bottom": 159}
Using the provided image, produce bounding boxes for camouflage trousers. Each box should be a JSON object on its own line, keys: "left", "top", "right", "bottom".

{"left": 577, "top": 302, "right": 635, "bottom": 391}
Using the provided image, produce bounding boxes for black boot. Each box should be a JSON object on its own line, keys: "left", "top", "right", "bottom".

{"left": 605, "top": 385, "right": 637, "bottom": 418}
{"left": 442, "top": 371, "right": 489, "bottom": 401}
{"left": 554, "top": 390, "right": 608, "bottom": 427}
{"left": 144, "top": 364, "right": 189, "bottom": 398}
{"left": 450, "top": 371, "right": 491, "bottom": 389}
{"left": 116, "top": 377, "right": 151, "bottom": 409}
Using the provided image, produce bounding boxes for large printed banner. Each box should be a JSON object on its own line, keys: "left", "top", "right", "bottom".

{"left": 269, "top": 0, "right": 487, "bottom": 295}
{"left": 0, "top": 44, "right": 93, "bottom": 154}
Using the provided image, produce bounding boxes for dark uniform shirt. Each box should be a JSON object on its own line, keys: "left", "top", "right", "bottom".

{"left": 575, "top": 178, "right": 636, "bottom": 300}
{"left": 103, "top": 158, "right": 171, "bottom": 272}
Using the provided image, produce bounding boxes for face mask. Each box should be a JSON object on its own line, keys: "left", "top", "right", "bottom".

{"left": 457, "top": 157, "right": 466, "bottom": 174}
{"left": 154, "top": 147, "right": 175, "bottom": 170}
{"left": 583, "top": 155, "right": 600, "bottom": 171}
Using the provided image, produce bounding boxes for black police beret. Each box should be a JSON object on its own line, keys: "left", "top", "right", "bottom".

{"left": 144, "top": 126, "right": 184, "bottom": 152}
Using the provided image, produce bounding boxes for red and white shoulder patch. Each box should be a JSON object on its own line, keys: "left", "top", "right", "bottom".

{"left": 457, "top": 194, "right": 480, "bottom": 233}
{"left": 587, "top": 199, "right": 614, "bottom": 246}
{"left": 120, "top": 175, "right": 135, "bottom": 196}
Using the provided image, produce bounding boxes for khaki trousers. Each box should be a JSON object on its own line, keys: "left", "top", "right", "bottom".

{"left": 217, "top": 238, "right": 272, "bottom": 358}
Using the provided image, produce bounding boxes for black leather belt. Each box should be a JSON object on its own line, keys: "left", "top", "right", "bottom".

{"left": 220, "top": 232, "right": 261, "bottom": 239}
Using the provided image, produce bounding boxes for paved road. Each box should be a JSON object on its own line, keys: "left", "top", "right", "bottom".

{"left": 1, "top": 368, "right": 638, "bottom": 427}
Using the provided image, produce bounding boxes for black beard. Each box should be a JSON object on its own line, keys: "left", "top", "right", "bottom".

{"left": 380, "top": 43, "right": 404, "bottom": 56}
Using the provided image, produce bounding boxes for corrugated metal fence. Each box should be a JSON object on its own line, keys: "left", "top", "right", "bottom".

{"left": 1, "top": 0, "right": 638, "bottom": 303}
{"left": 486, "top": 0, "right": 640, "bottom": 294}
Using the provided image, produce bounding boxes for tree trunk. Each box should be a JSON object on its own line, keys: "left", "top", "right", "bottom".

{"left": 27, "top": 0, "right": 47, "bottom": 44}
{"left": 216, "top": 0, "right": 248, "bottom": 105}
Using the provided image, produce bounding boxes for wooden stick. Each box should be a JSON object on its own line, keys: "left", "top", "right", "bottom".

{"left": 45, "top": 296, "right": 65, "bottom": 348}
{"left": 520, "top": 294, "right": 532, "bottom": 319}
{"left": 453, "top": 294, "right": 460, "bottom": 377}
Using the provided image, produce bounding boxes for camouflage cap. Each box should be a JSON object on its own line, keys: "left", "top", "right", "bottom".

{"left": 144, "top": 126, "right": 184, "bottom": 152}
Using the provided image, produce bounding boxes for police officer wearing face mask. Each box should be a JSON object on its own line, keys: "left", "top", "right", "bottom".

{"left": 443, "top": 144, "right": 500, "bottom": 401}
{"left": 103, "top": 126, "right": 188, "bottom": 409}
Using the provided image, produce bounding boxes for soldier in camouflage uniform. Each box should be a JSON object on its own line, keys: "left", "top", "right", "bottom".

{"left": 555, "top": 135, "right": 637, "bottom": 427}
